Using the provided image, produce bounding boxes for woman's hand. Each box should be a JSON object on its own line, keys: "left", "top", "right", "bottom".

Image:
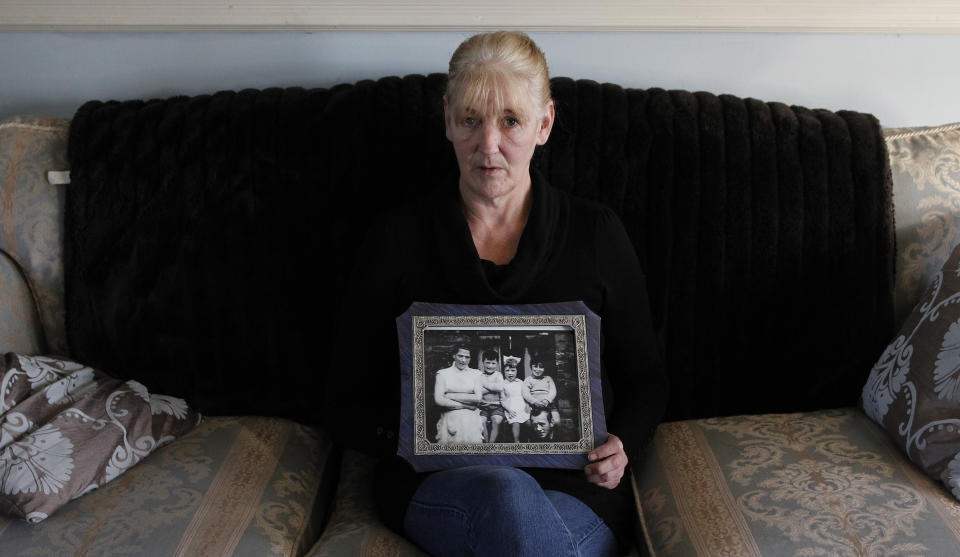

{"left": 584, "top": 433, "right": 628, "bottom": 489}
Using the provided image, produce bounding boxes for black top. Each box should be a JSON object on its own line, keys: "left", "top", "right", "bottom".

{"left": 323, "top": 171, "right": 668, "bottom": 550}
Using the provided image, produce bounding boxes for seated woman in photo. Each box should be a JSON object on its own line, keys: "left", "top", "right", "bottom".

{"left": 433, "top": 345, "right": 484, "bottom": 444}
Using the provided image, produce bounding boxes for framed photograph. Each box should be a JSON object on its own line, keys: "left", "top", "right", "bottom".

{"left": 396, "top": 300, "right": 607, "bottom": 472}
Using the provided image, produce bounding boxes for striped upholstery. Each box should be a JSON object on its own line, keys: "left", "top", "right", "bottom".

{"left": 0, "top": 417, "right": 334, "bottom": 557}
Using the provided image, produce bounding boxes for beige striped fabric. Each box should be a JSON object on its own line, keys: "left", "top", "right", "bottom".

{"left": 174, "top": 419, "right": 291, "bottom": 556}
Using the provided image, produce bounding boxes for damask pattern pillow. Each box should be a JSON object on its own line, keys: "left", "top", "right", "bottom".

{"left": 863, "top": 240, "right": 960, "bottom": 500}
{"left": 0, "top": 353, "right": 201, "bottom": 522}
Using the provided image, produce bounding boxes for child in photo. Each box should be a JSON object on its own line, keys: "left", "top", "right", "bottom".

{"left": 522, "top": 355, "right": 561, "bottom": 427}
{"left": 500, "top": 356, "right": 528, "bottom": 443}
{"left": 477, "top": 349, "right": 506, "bottom": 443}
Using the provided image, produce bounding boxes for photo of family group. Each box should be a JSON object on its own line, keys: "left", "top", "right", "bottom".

{"left": 420, "top": 326, "right": 584, "bottom": 447}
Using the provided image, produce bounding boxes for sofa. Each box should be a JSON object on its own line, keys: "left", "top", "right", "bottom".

{"left": 0, "top": 74, "right": 959, "bottom": 556}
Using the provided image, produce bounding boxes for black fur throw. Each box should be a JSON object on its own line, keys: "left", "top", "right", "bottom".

{"left": 66, "top": 75, "right": 894, "bottom": 422}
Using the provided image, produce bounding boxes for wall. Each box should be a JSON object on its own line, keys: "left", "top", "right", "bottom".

{"left": 1, "top": 31, "right": 958, "bottom": 128}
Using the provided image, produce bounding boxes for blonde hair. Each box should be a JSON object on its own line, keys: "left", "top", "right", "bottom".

{"left": 446, "top": 31, "right": 551, "bottom": 122}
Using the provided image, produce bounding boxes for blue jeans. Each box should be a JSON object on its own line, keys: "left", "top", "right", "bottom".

{"left": 403, "top": 466, "right": 619, "bottom": 557}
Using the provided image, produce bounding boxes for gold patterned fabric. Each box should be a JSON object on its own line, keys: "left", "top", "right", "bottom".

{"left": 635, "top": 408, "right": 960, "bottom": 556}
{"left": 886, "top": 122, "right": 960, "bottom": 326}
{"left": 0, "top": 416, "right": 333, "bottom": 556}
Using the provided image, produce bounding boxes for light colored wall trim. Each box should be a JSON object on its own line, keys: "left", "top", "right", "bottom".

{"left": 2, "top": 1, "right": 959, "bottom": 33}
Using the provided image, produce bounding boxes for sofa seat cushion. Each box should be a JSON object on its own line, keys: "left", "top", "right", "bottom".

{"left": 0, "top": 416, "right": 334, "bottom": 556}
{"left": 634, "top": 408, "right": 960, "bottom": 556}
{"left": 306, "top": 449, "right": 427, "bottom": 557}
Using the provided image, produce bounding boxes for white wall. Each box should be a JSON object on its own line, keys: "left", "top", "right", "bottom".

{"left": 1, "top": 31, "right": 958, "bottom": 128}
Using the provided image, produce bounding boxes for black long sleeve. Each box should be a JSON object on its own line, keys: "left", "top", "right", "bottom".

{"left": 323, "top": 172, "right": 667, "bottom": 548}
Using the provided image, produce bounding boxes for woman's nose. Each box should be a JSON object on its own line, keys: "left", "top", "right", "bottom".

{"left": 479, "top": 123, "right": 500, "bottom": 154}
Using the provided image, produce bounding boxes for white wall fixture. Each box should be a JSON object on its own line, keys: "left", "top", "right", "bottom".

{"left": 1, "top": 1, "right": 959, "bottom": 33}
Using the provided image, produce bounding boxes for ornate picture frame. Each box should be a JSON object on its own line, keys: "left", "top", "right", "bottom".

{"left": 396, "top": 300, "right": 607, "bottom": 472}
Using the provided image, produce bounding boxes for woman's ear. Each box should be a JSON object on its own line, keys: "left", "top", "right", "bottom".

{"left": 536, "top": 101, "right": 555, "bottom": 145}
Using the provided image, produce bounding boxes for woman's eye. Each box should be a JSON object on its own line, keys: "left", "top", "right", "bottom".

{"left": 504, "top": 117, "right": 519, "bottom": 127}
{"left": 463, "top": 117, "right": 476, "bottom": 127}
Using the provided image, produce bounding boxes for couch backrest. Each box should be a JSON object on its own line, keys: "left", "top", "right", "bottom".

{"left": 59, "top": 76, "right": 892, "bottom": 422}
{"left": 3, "top": 78, "right": 957, "bottom": 423}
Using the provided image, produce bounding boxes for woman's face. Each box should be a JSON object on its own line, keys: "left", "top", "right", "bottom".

{"left": 444, "top": 84, "right": 554, "bottom": 203}
{"left": 453, "top": 349, "right": 471, "bottom": 370}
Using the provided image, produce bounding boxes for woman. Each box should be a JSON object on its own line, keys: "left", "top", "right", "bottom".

{"left": 434, "top": 346, "right": 484, "bottom": 443}
{"left": 325, "top": 31, "right": 667, "bottom": 556}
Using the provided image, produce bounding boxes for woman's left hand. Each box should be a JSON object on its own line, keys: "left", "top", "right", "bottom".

{"left": 584, "top": 433, "right": 627, "bottom": 489}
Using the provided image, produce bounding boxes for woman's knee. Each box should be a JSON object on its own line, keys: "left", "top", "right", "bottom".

{"left": 471, "top": 466, "right": 538, "bottom": 491}
{"left": 439, "top": 466, "right": 541, "bottom": 517}
{"left": 420, "top": 467, "right": 553, "bottom": 521}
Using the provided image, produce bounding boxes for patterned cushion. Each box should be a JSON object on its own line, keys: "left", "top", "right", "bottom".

{"left": 886, "top": 122, "right": 960, "bottom": 326}
{"left": 0, "top": 354, "right": 201, "bottom": 522}
{"left": 0, "top": 415, "right": 333, "bottom": 556}
{"left": 634, "top": 408, "right": 960, "bottom": 556}
{"left": 0, "top": 117, "right": 70, "bottom": 356}
{"left": 862, "top": 241, "right": 960, "bottom": 500}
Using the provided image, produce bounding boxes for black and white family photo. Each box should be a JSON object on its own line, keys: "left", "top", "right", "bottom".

{"left": 420, "top": 327, "right": 584, "bottom": 447}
